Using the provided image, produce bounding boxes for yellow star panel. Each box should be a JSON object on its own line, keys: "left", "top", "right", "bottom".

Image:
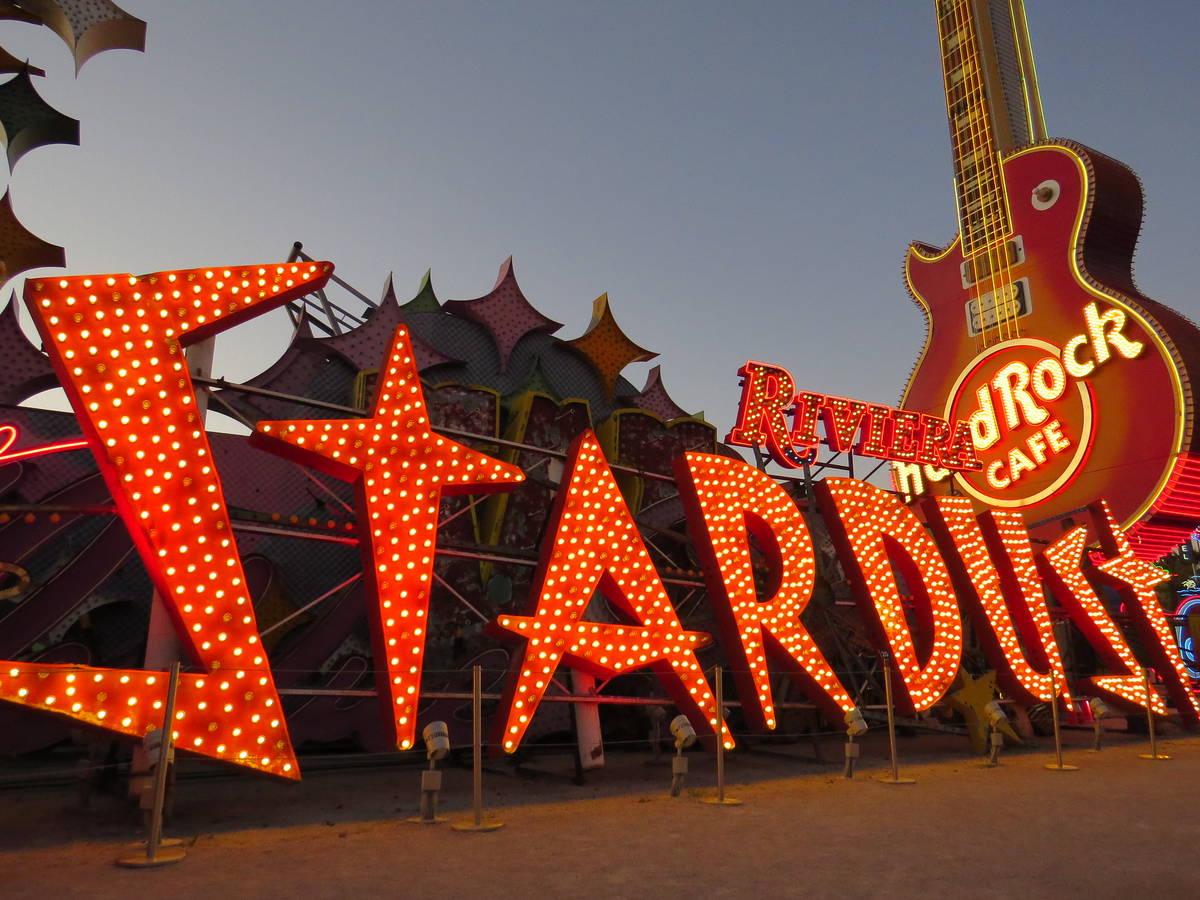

{"left": 566, "top": 294, "right": 656, "bottom": 400}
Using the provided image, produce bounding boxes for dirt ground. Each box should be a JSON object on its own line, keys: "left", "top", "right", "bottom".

{"left": 1, "top": 726, "right": 1196, "bottom": 899}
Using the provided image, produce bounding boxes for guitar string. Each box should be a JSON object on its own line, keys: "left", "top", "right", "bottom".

{"left": 944, "top": 0, "right": 1002, "bottom": 350}
{"left": 952, "top": 0, "right": 1017, "bottom": 348}
{"left": 960, "top": 0, "right": 1017, "bottom": 345}
{"left": 957, "top": 0, "right": 1014, "bottom": 347}
{"left": 986, "top": 0, "right": 1020, "bottom": 345}
{"left": 942, "top": 0, "right": 997, "bottom": 350}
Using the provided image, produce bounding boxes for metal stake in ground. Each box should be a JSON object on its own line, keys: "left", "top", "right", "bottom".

{"left": 1044, "top": 681, "right": 1078, "bottom": 772}
{"left": 1086, "top": 697, "right": 1110, "bottom": 752}
{"left": 843, "top": 731, "right": 859, "bottom": 779}
{"left": 876, "top": 652, "right": 915, "bottom": 785}
{"left": 116, "top": 662, "right": 187, "bottom": 867}
{"left": 452, "top": 665, "right": 504, "bottom": 832}
{"left": 702, "top": 667, "right": 741, "bottom": 805}
{"left": 1138, "top": 668, "right": 1170, "bottom": 761}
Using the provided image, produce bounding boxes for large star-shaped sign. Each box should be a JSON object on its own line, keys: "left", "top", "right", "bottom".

{"left": 2, "top": 261, "right": 333, "bottom": 780}
{"left": 252, "top": 325, "right": 524, "bottom": 749}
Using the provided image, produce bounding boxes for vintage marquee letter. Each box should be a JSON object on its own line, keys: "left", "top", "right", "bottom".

{"left": 725, "top": 361, "right": 809, "bottom": 466}
{"left": 814, "top": 478, "right": 963, "bottom": 713}
{"left": 1088, "top": 501, "right": 1200, "bottom": 724}
{"left": 491, "top": 431, "right": 728, "bottom": 751}
{"left": 924, "top": 497, "right": 1069, "bottom": 705}
{"left": 1038, "top": 521, "right": 1166, "bottom": 715}
{"left": 252, "top": 326, "right": 524, "bottom": 750}
{"left": 0, "top": 263, "right": 331, "bottom": 778}
{"left": 675, "top": 451, "right": 854, "bottom": 729}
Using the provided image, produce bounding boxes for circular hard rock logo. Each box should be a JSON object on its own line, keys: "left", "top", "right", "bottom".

{"left": 945, "top": 338, "right": 1095, "bottom": 508}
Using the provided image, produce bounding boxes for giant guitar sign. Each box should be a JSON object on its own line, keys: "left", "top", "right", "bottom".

{"left": 893, "top": 0, "right": 1200, "bottom": 560}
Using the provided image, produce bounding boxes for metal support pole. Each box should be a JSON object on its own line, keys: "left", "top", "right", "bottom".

{"left": 987, "top": 727, "right": 1002, "bottom": 766}
{"left": 876, "top": 652, "right": 915, "bottom": 784}
{"left": 702, "top": 667, "right": 741, "bottom": 805}
{"left": 1090, "top": 711, "right": 1104, "bottom": 752}
{"left": 670, "top": 747, "right": 688, "bottom": 797}
{"left": 843, "top": 733, "right": 859, "bottom": 778}
{"left": 421, "top": 759, "right": 439, "bottom": 822}
{"left": 452, "top": 665, "right": 504, "bottom": 832}
{"left": 1139, "top": 669, "right": 1170, "bottom": 760}
{"left": 116, "top": 663, "right": 186, "bottom": 867}
{"left": 1044, "top": 681, "right": 1078, "bottom": 771}
{"left": 407, "top": 756, "right": 445, "bottom": 825}
{"left": 715, "top": 668, "right": 725, "bottom": 801}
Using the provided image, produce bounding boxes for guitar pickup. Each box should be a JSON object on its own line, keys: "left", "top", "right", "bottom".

{"left": 960, "top": 236, "right": 1025, "bottom": 288}
{"left": 965, "top": 277, "right": 1032, "bottom": 337}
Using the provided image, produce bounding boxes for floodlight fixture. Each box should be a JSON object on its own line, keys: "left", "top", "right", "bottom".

{"left": 410, "top": 720, "right": 450, "bottom": 825}
{"left": 843, "top": 707, "right": 867, "bottom": 778}
{"left": 983, "top": 700, "right": 1008, "bottom": 766}
{"left": 1089, "top": 698, "right": 1112, "bottom": 752}
{"left": 669, "top": 714, "right": 696, "bottom": 796}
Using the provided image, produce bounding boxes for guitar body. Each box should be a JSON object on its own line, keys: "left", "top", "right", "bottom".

{"left": 900, "top": 141, "right": 1200, "bottom": 546}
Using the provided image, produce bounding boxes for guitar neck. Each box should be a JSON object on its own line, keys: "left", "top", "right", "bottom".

{"left": 936, "top": 0, "right": 1045, "bottom": 257}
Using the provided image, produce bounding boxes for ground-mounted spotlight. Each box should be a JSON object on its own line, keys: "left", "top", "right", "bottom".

{"left": 669, "top": 714, "right": 696, "bottom": 797}
{"left": 983, "top": 700, "right": 1007, "bottom": 767}
{"left": 843, "top": 707, "right": 868, "bottom": 778}
{"left": 1089, "top": 698, "right": 1112, "bottom": 752}
{"left": 413, "top": 721, "right": 450, "bottom": 824}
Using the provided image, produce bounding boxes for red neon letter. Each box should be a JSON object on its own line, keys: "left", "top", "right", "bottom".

{"left": 924, "top": 497, "right": 1069, "bottom": 705}
{"left": 676, "top": 452, "right": 855, "bottom": 729}
{"left": 819, "top": 396, "right": 869, "bottom": 453}
{"left": 1088, "top": 500, "right": 1200, "bottom": 724}
{"left": 725, "top": 361, "right": 808, "bottom": 466}
{"left": 252, "top": 326, "right": 524, "bottom": 750}
{"left": 814, "top": 478, "right": 963, "bottom": 713}
{"left": 1038, "top": 521, "right": 1165, "bottom": 715}
{"left": 491, "top": 431, "right": 728, "bottom": 751}
{"left": 0, "top": 263, "right": 331, "bottom": 778}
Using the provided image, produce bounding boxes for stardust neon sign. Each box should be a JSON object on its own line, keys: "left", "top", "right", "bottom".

{"left": 0, "top": 263, "right": 1195, "bottom": 781}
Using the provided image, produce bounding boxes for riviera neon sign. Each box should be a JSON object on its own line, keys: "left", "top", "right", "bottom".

{"left": 0, "top": 263, "right": 1195, "bottom": 781}
{"left": 725, "top": 360, "right": 982, "bottom": 472}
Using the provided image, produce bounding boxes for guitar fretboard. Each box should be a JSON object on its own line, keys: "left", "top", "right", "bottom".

{"left": 937, "top": 0, "right": 1013, "bottom": 257}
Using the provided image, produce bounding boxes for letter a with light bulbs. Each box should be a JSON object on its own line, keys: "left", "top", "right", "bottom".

{"left": 0, "top": 264, "right": 1195, "bottom": 786}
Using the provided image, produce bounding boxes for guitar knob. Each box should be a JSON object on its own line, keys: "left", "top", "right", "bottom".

{"left": 1031, "top": 180, "right": 1060, "bottom": 210}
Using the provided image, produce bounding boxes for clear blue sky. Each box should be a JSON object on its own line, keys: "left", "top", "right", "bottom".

{"left": 3, "top": 1, "right": 1197, "bottom": 440}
